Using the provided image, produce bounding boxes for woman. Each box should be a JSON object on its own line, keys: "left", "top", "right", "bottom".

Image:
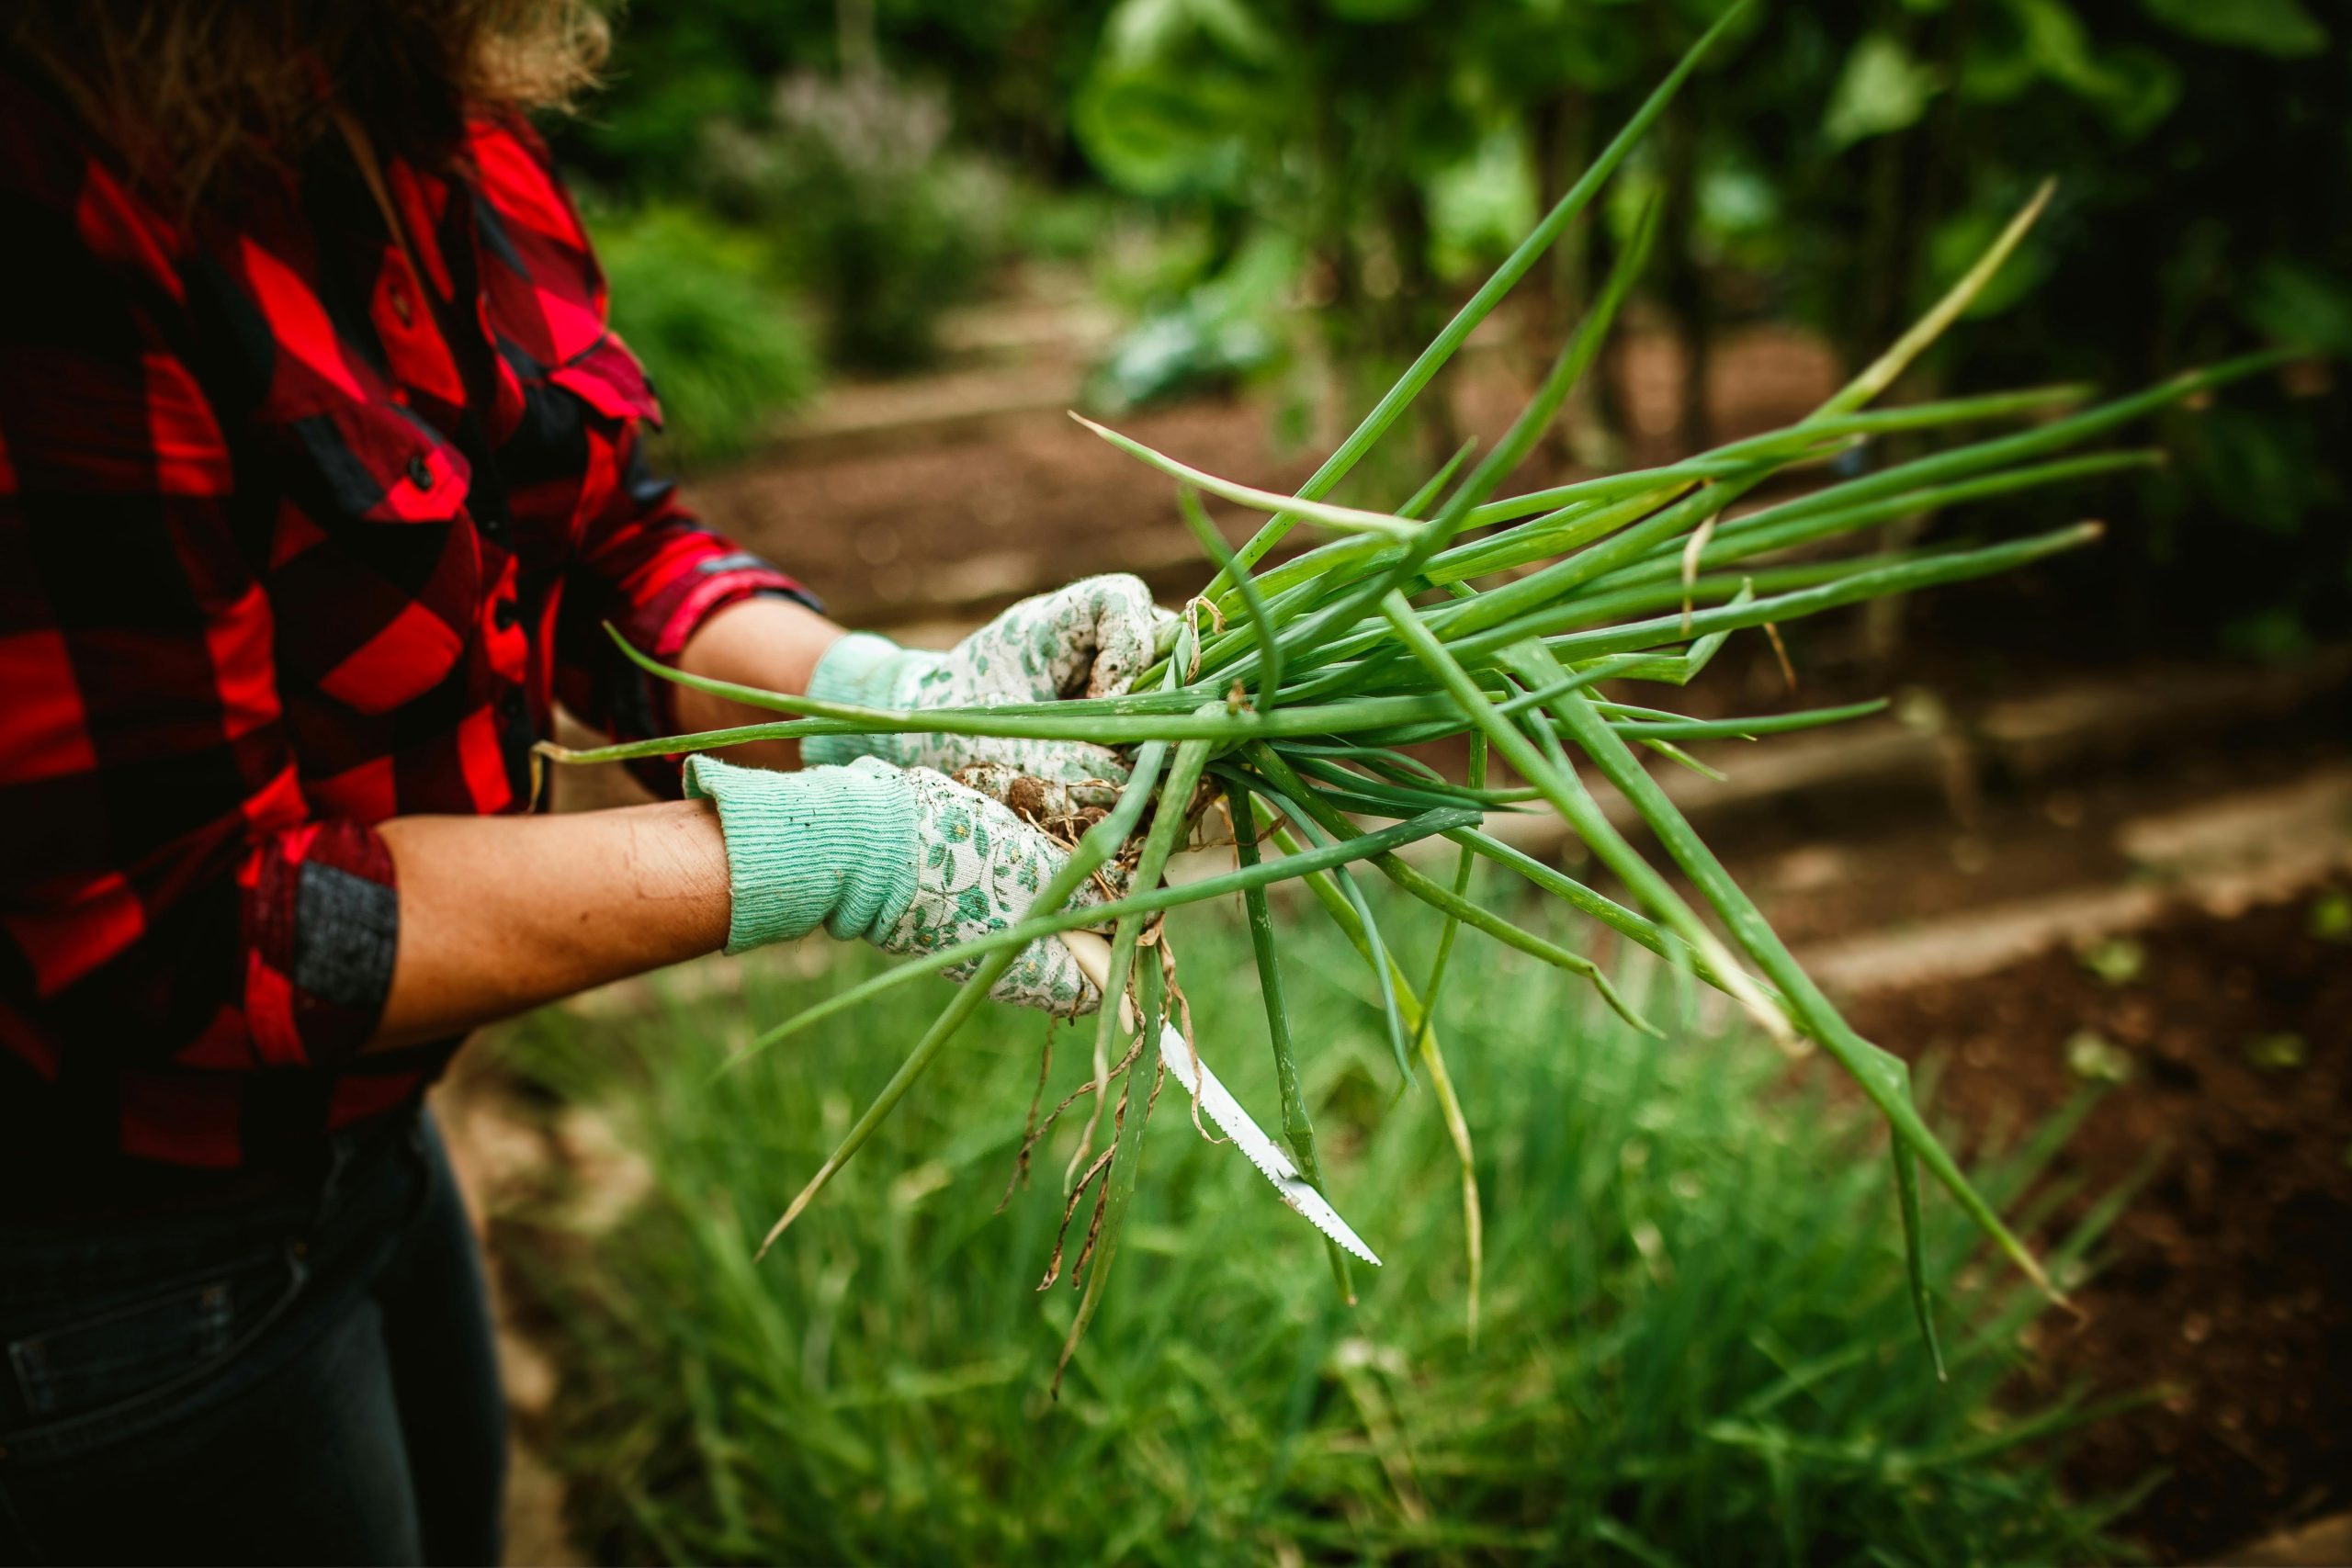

{"left": 0, "top": 4, "right": 1148, "bottom": 1561}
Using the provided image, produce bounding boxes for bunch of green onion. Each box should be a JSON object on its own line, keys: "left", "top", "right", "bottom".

{"left": 547, "top": 7, "right": 2286, "bottom": 1376}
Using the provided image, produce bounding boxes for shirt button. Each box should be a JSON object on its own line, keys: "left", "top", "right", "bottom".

{"left": 406, "top": 454, "right": 433, "bottom": 489}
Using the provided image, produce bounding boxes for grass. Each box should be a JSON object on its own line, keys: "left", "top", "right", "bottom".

{"left": 495, "top": 893, "right": 2139, "bottom": 1566}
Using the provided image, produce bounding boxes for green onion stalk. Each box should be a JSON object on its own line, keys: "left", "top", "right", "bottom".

{"left": 539, "top": 6, "right": 2297, "bottom": 1369}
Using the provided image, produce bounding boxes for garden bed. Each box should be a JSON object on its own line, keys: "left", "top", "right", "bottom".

{"left": 455, "top": 867, "right": 2351, "bottom": 1563}
{"left": 1848, "top": 877, "right": 2352, "bottom": 1560}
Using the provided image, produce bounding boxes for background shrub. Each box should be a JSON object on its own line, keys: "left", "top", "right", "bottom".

{"left": 592, "top": 204, "right": 821, "bottom": 466}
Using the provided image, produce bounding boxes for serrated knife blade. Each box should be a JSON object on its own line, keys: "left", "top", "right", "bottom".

{"left": 1059, "top": 932, "right": 1381, "bottom": 1267}
{"left": 1153, "top": 1020, "right": 1382, "bottom": 1266}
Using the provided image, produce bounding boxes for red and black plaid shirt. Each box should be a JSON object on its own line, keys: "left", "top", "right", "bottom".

{"left": 0, "top": 67, "right": 811, "bottom": 1177}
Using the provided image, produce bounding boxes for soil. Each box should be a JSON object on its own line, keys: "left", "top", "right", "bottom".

{"left": 1845, "top": 879, "right": 2352, "bottom": 1560}
{"left": 1699, "top": 714, "right": 2352, "bottom": 953}
{"left": 693, "top": 394, "right": 1318, "bottom": 626}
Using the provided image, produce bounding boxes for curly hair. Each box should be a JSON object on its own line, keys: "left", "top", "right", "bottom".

{"left": 8, "top": 0, "right": 610, "bottom": 205}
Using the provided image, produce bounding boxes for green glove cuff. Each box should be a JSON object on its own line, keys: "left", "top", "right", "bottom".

{"left": 803, "top": 632, "right": 932, "bottom": 769}
{"left": 683, "top": 755, "right": 920, "bottom": 954}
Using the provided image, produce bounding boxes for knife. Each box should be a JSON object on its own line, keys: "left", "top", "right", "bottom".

{"left": 1058, "top": 931, "right": 1381, "bottom": 1267}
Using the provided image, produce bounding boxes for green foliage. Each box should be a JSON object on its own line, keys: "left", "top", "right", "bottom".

{"left": 1824, "top": 31, "right": 1943, "bottom": 151}
{"left": 558, "top": 2, "right": 1095, "bottom": 378}
{"left": 1068, "top": 1, "right": 2346, "bottom": 646}
{"left": 1069, "top": 0, "right": 1703, "bottom": 472}
{"left": 2311, "top": 889, "right": 2352, "bottom": 944}
{"left": 2075, "top": 936, "right": 2145, "bottom": 988}
{"left": 1083, "top": 230, "right": 1295, "bottom": 412}
{"left": 2140, "top": 0, "right": 2328, "bottom": 59}
{"left": 1675, "top": 3, "right": 2347, "bottom": 649}
{"left": 707, "top": 71, "right": 1007, "bottom": 371}
{"left": 559, "top": 0, "right": 1121, "bottom": 190}
{"left": 590, "top": 205, "right": 820, "bottom": 466}
{"left": 499, "top": 905, "right": 2132, "bottom": 1566}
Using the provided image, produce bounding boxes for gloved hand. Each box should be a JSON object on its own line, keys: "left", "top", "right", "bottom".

{"left": 801, "top": 574, "right": 1168, "bottom": 787}
{"left": 684, "top": 753, "right": 1108, "bottom": 1016}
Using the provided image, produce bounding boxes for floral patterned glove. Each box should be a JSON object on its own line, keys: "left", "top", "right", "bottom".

{"left": 684, "top": 754, "right": 1108, "bottom": 1017}
{"left": 801, "top": 574, "right": 1169, "bottom": 787}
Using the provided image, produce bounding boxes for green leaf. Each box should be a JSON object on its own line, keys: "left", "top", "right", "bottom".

{"left": 2243, "top": 256, "right": 2352, "bottom": 356}
{"left": 1102, "top": 0, "right": 1281, "bottom": 64}
{"left": 1073, "top": 62, "right": 1271, "bottom": 197}
{"left": 1986, "top": 0, "right": 2182, "bottom": 136}
{"left": 1323, "top": 0, "right": 1428, "bottom": 19}
{"left": 1076, "top": 0, "right": 1288, "bottom": 199}
{"left": 1824, "top": 33, "right": 1940, "bottom": 151}
{"left": 2311, "top": 890, "right": 2352, "bottom": 942}
{"left": 1227, "top": 784, "right": 1354, "bottom": 1303}
{"left": 2142, "top": 0, "right": 2328, "bottom": 57}
{"left": 1424, "top": 128, "right": 1542, "bottom": 277}
{"left": 2076, "top": 936, "right": 2146, "bottom": 987}
{"left": 1893, "top": 1145, "right": 1949, "bottom": 1382}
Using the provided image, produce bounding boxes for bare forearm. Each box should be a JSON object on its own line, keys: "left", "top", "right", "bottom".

{"left": 672, "top": 594, "right": 847, "bottom": 771}
{"left": 367, "top": 596, "right": 844, "bottom": 1049}
{"left": 368, "top": 799, "right": 730, "bottom": 1050}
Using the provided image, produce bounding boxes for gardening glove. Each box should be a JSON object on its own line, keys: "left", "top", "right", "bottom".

{"left": 684, "top": 753, "right": 1108, "bottom": 1017}
{"left": 800, "top": 574, "right": 1170, "bottom": 787}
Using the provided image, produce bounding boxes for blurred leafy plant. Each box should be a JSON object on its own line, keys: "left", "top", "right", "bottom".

{"left": 1071, "top": 0, "right": 2345, "bottom": 646}
{"left": 559, "top": 0, "right": 1120, "bottom": 187}
{"left": 2311, "top": 889, "right": 2352, "bottom": 944}
{"left": 1071, "top": 0, "right": 1700, "bottom": 479}
{"left": 701, "top": 69, "right": 1008, "bottom": 371}
{"left": 592, "top": 204, "right": 820, "bottom": 466}
{"left": 560, "top": 3, "right": 1100, "bottom": 378}
{"left": 1082, "top": 228, "right": 1295, "bottom": 412}
{"left": 2076, "top": 935, "right": 2145, "bottom": 988}
{"left": 1680, "top": 0, "right": 2348, "bottom": 653}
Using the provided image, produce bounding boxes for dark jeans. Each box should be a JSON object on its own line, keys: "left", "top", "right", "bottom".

{"left": 0, "top": 1110, "right": 505, "bottom": 1565}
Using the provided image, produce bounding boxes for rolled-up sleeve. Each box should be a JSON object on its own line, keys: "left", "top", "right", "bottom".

{"left": 552, "top": 418, "right": 815, "bottom": 761}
